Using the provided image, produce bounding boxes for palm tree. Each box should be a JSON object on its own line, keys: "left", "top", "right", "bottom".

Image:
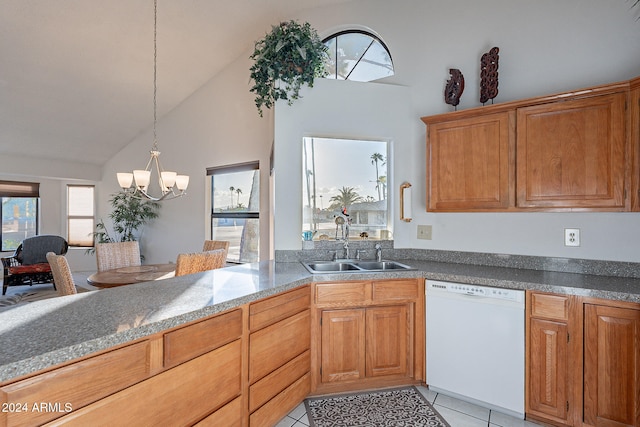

{"left": 371, "top": 153, "right": 385, "bottom": 200}
{"left": 235, "top": 188, "right": 243, "bottom": 207}
{"left": 228, "top": 186, "right": 235, "bottom": 209}
{"left": 329, "top": 187, "right": 363, "bottom": 211}
{"left": 377, "top": 175, "right": 387, "bottom": 200}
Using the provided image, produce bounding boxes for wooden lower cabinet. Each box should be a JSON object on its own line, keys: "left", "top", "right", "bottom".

{"left": 584, "top": 304, "right": 640, "bottom": 427}
{"left": 313, "top": 279, "right": 422, "bottom": 395}
{"left": 321, "top": 309, "right": 366, "bottom": 383}
{"left": 527, "top": 292, "right": 640, "bottom": 427}
{"left": 248, "top": 286, "right": 311, "bottom": 427}
{"left": 46, "top": 339, "right": 242, "bottom": 426}
{"left": 528, "top": 318, "right": 570, "bottom": 423}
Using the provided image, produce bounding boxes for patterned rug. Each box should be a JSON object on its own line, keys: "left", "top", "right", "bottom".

{"left": 305, "top": 386, "right": 450, "bottom": 427}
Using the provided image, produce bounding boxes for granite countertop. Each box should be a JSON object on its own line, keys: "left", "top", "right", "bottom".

{"left": 1, "top": 258, "right": 639, "bottom": 383}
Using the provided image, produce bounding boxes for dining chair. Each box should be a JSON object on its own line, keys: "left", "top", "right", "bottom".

{"left": 46, "top": 252, "right": 77, "bottom": 296}
{"left": 95, "top": 241, "right": 141, "bottom": 272}
{"left": 203, "top": 240, "right": 229, "bottom": 256}
{"left": 175, "top": 249, "right": 226, "bottom": 277}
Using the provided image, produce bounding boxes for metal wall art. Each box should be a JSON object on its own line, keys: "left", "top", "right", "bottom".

{"left": 480, "top": 47, "right": 499, "bottom": 104}
{"left": 444, "top": 68, "right": 465, "bottom": 110}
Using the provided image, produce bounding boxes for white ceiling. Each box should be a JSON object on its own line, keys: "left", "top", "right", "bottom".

{"left": 0, "top": 0, "right": 351, "bottom": 166}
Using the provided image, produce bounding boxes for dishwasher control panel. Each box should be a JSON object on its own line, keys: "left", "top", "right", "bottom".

{"left": 427, "top": 280, "right": 523, "bottom": 302}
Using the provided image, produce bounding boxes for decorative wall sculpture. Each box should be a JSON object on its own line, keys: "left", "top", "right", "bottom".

{"left": 444, "top": 68, "right": 465, "bottom": 110}
{"left": 480, "top": 47, "right": 499, "bottom": 104}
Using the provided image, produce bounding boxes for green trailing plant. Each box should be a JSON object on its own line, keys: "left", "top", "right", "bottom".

{"left": 250, "top": 20, "right": 329, "bottom": 117}
{"left": 86, "top": 192, "right": 160, "bottom": 255}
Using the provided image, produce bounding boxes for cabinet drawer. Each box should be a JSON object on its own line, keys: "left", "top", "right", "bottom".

{"left": 194, "top": 396, "right": 242, "bottom": 427}
{"left": 372, "top": 279, "right": 419, "bottom": 302}
{"left": 530, "top": 293, "right": 569, "bottom": 321}
{"left": 250, "top": 286, "right": 309, "bottom": 331}
{"left": 249, "top": 372, "right": 311, "bottom": 427}
{"left": 47, "top": 340, "right": 242, "bottom": 427}
{"left": 249, "top": 309, "right": 310, "bottom": 384}
{"left": 250, "top": 349, "right": 310, "bottom": 412}
{"left": 164, "top": 308, "right": 242, "bottom": 368}
{"left": 1, "top": 340, "right": 154, "bottom": 427}
{"left": 315, "top": 281, "right": 370, "bottom": 305}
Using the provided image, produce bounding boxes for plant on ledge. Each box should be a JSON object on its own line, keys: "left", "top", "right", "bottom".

{"left": 249, "top": 20, "right": 328, "bottom": 117}
{"left": 86, "top": 192, "right": 159, "bottom": 255}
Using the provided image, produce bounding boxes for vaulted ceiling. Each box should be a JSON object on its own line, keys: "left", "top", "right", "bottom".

{"left": 0, "top": 0, "right": 352, "bottom": 166}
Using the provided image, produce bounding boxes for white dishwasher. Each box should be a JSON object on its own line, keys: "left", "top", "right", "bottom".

{"left": 426, "top": 280, "right": 525, "bottom": 418}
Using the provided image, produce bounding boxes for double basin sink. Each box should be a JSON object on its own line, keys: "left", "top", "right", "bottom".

{"left": 302, "top": 259, "right": 414, "bottom": 274}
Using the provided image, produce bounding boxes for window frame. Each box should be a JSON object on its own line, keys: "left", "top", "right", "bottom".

{"left": 207, "top": 161, "right": 260, "bottom": 263}
{"left": 322, "top": 29, "right": 394, "bottom": 82}
{"left": 0, "top": 180, "right": 40, "bottom": 252}
{"left": 66, "top": 184, "right": 95, "bottom": 248}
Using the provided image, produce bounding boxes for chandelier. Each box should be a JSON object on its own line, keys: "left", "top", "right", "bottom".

{"left": 116, "top": 0, "right": 189, "bottom": 201}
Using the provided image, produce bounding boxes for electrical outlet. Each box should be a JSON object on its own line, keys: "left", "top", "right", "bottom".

{"left": 417, "top": 225, "right": 432, "bottom": 240}
{"left": 564, "top": 228, "right": 580, "bottom": 247}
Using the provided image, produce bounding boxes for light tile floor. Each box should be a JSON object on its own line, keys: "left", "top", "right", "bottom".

{"left": 276, "top": 385, "right": 544, "bottom": 427}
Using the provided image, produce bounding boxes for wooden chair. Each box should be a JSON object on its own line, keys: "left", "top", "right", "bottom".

{"left": 202, "top": 240, "right": 229, "bottom": 255}
{"left": 95, "top": 241, "right": 141, "bottom": 272}
{"left": 1, "top": 235, "right": 68, "bottom": 295}
{"left": 46, "top": 252, "right": 77, "bottom": 296}
{"left": 175, "top": 249, "right": 226, "bottom": 277}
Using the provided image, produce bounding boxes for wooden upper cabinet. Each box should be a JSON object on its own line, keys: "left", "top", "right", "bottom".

{"left": 517, "top": 93, "right": 628, "bottom": 210}
{"left": 425, "top": 111, "right": 515, "bottom": 211}
{"left": 630, "top": 77, "right": 640, "bottom": 211}
{"left": 422, "top": 77, "right": 637, "bottom": 212}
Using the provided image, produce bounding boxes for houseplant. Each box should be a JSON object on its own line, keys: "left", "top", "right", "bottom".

{"left": 86, "top": 192, "right": 159, "bottom": 255}
{"left": 249, "top": 20, "right": 328, "bottom": 117}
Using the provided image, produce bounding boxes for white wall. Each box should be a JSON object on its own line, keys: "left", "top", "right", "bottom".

{"left": 274, "top": 79, "right": 412, "bottom": 249}
{"left": 19, "top": 0, "right": 638, "bottom": 268}
{"left": 0, "top": 161, "right": 101, "bottom": 271}
{"left": 101, "top": 53, "right": 273, "bottom": 264}
{"left": 271, "top": 0, "right": 640, "bottom": 262}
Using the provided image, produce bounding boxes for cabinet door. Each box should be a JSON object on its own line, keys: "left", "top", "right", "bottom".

{"left": 516, "top": 93, "right": 627, "bottom": 209}
{"left": 427, "top": 111, "right": 514, "bottom": 211}
{"left": 366, "top": 305, "right": 408, "bottom": 378}
{"left": 528, "top": 318, "right": 569, "bottom": 422}
{"left": 584, "top": 304, "right": 640, "bottom": 427}
{"left": 321, "top": 309, "right": 365, "bottom": 383}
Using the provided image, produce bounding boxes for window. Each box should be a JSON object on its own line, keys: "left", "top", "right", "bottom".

{"left": 323, "top": 30, "right": 394, "bottom": 82}
{"left": 302, "top": 137, "right": 391, "bottom": 240}
{"left": 207, "top": 162, "right": 259, "bottom": 263}
{"left": 67, "top": 185, "right": 95, "bottom": 247}
{"left": 0, "top": 180, "right": 39, "bottom": 251}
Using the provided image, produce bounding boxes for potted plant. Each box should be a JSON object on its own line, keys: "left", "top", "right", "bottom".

{"left": 86, "top": 192, "right": 159, "bottom": 256}
{"left": 249, "top": 20, "right": 328, "bottom": 117}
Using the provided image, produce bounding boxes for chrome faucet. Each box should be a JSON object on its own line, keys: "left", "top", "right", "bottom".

{"left": 343, "top": 241, "right": 350, "bottom": 259}
{"left": 375, "top": 243, "right": 382, "bottom": 262}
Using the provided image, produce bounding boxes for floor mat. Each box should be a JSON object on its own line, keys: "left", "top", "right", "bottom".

{"left": 305, "top": 386, "right": 451, "bottom": 427}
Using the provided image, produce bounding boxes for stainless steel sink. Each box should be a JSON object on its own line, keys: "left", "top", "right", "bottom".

{"left": 305, "top": 262, "right": 362, "bottom": 272}
{"left": 302, "top": 260, "right": 413, "bottom": 273}
{"left": 354, "top": 261, "right": 411, "bottom": 270}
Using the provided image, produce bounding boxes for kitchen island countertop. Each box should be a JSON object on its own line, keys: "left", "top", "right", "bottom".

{"left": 1, "top": 258, "right": 639, "bottom": 383}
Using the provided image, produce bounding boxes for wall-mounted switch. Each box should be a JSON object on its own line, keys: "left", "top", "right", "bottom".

{"left": 417, "top": 225, "right": 432, "bottom": 240}
{"left": 564, "top": 228, "right": 580, "bottom": 247}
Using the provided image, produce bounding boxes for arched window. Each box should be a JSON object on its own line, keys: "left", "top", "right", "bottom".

{"left": 322, "top": 30, "right": 394, "bottom": 82}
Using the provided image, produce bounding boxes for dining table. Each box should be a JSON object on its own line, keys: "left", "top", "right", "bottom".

{"left": 87, "top": 264, "right": 176, "bottom": 288}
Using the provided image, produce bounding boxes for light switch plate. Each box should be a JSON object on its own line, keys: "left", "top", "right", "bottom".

{"left": 417, "top": 225, "right": 432, "bottom": 240}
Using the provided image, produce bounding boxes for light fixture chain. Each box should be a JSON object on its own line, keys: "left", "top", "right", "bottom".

{"left": 153, "top": 0, "right": 158, "bottom": 151}
{"left": 115, "top": 0, "right": 189, "bottom": 201}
